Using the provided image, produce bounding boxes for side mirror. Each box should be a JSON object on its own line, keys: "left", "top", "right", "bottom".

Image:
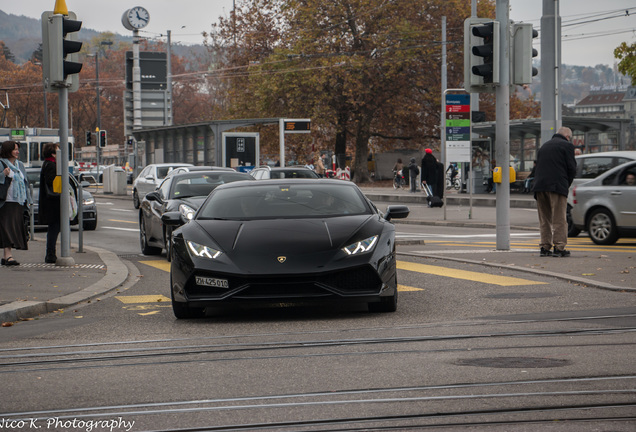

{"left": 385, "top": 205, "right": 410, "bottom": 221}
{"left": 145, "top": 191, "right": 162, "bottom": 202}
{"left": 161, "top": 211, "right": 185, "bottom": 227}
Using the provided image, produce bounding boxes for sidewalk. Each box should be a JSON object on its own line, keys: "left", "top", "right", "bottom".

{"left": 0, "top": 185, "right": 632, "bottom": 325}
{"left": 0, "top": 235, "right": 128, "bottom": 323}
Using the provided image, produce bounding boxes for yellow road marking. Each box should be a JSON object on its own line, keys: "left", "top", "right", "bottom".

{"left": 108, "top": 219, "right": 138, "bottom": 224}
{"left": 398, "top": 284, "right": 423, "bottom": 292}
{"left": 116, "top": 295, "right": 171, "bottom": 304}
{"left": 397, "top": 261, "right": 546, "bottom": 286}
{"left": 140, "top": 260, "right": 171, "bottom": 272}
{"left": 138, "top": 311, "right": 160, "bottom": 316}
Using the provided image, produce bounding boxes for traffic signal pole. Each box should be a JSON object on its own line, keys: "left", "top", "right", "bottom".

{"left": 57, "top": 85, "right": 74, "bottom": 266}
{"left": 495, "top": 0, "right": 511, "bottom": 250}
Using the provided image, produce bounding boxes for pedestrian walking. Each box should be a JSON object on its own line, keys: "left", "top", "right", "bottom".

{"left": 0, "top": 140, "right": 32, "bottom": 266}
{"left": 314, "top": 154, "right": 325, "bottom": 178}
{"left": 421, "top": 148, "right": 438, "bottom": 195}
{"left": 392, "top": 158, "right": 404, "bottom": 188}
{"left": 407, "top": 158, "right": 419, "bottom": 193}
{"left": 39, "top": 143, "right": 61, "bottom": 263}
{"left": 532, "top": 127, "right": 577, "bottom": 257}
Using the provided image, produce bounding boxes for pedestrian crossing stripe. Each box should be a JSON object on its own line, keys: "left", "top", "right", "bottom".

{"left": 397, "top": 261, "right": 547, "bottom": 286}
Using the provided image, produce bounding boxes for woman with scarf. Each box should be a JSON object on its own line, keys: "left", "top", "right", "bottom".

{"left": 0, "top": 141, "right": 32, "bottom": 266}
{"left": 39, "top": 143, "right": 61, "bottom": 263}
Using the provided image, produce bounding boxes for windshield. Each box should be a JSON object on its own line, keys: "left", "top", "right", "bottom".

{"left": 170, "top": 173, "right": 251, "bottom": 198}
{"left": 198, "top": 183, "right": 369, "bottom": 219}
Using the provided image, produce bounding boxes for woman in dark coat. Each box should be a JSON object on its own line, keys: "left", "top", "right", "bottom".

{"left": 39, "top": 143, "right": 61, "bottom": 263}
{"left": 420, "top": 148, "right": 438, "bottom": 195}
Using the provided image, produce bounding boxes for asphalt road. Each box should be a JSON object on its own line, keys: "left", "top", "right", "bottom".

{"left": 0, "top": 196, "right": 634, "bottom": 431}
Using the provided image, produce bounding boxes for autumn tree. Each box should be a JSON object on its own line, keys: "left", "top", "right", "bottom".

{"left": 205, "top": 0, "right": 499, "bottom": 182}
{"left": 614, "top": 42, "right": 636, "bottom": 85}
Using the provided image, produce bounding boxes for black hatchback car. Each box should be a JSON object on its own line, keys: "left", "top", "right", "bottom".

{"left": 139, "top": 170, "right": 254, "bottom": 259}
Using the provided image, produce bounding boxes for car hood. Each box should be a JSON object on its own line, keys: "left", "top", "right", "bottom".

{"left": 189, "top": 215, "right": 377, "bottom": 272}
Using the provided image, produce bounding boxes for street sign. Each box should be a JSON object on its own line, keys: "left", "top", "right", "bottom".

{"left": 445, "top": 94, "right": 471, "bottom": 162}
{"left": 283, "top": 119, "right": 311, "bottom": 133}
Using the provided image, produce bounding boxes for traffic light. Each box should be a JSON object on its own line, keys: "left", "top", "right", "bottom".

{"left": 512, "top": 23, "right": 539, "bottom": 85}
{"left": 41, "top": 11, "right": 83, "bottom": 92}
{"left": 99, "top": 130, "right": 107, "bottom": 148}
{"left": 464, "top": 18, "right": 499, "bottom": 93}
{"left": 86, "top": 131, "right": 92, "bottom": 146}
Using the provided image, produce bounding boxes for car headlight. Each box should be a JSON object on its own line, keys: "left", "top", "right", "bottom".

{"left": 343, "top": 235, "right": 378, "bottom": 255}
{"left": 83, "top": 197, "right": 95, "bottom": 206}
{"left": 179, "top": 203, "right": 196, "bottom": 220}
{"left": 186, "top": 240, "right": 222, "bottom": 259}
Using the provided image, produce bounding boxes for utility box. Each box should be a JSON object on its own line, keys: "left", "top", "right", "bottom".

{"left": 103, "top": 165, "right": 127, "bottom": 195}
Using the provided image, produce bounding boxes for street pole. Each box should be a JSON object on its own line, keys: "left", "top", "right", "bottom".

{"left": 57, "top": 85, "right": 74, "bottom": 266}
{"left": 95, "top": 52, "right": 102, "bottom": 184}
{"left": 495, "top": 0, "right": 511, "bottom": 250}
{"left": 541, "top": 0, "right": 561, "bottom": 144}
{"left": 167, "top": 30, "right": 173, "bottom": 126}
{"left": 441, "top": 16, "right": 447, "bottom": 220}
{"left": 133, "top": 29, "right": 142, "bottom": 131}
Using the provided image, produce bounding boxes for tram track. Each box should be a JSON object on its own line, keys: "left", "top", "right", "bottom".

{"left": 2, "top": 376, "right": 635, "bottom": 430}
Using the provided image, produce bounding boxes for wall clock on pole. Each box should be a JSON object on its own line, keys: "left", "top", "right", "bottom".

{"left": 122, "top": 6, "right": 150, "bottom": 31}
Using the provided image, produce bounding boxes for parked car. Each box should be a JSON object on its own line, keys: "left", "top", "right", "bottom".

{"left": 139, "top": 170, "right": 254, "bottom": 259}
{"left": 570, "top": 160, "right": 636, "bottom": 245}
{"left": 165, "top": 166, "right": 236, "bottom": 179}
{"left": 25, "top": 167, "right": 98, "bottom": 231}
{"left": 249, "top": 165, "right": 320, "bottom": 180}
{"left": 78, "top": 165, "right": 127, "bottom": 184}
{"left": 132, "top": 163, "right": 193, "bottom": 209}
{"left": 161, "top": 179, "right": 410, "bottom": 318}
{"left": 567, "top": 151, "right": 636, "bottom": 237}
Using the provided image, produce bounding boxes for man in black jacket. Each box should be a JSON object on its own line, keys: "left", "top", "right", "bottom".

{"left": 532, "top": 127, "right": 577, "bottom": 257}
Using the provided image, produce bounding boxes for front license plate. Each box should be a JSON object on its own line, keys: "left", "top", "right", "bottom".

{"left": 195, "top": 276, "right": 229, "bottom": 288}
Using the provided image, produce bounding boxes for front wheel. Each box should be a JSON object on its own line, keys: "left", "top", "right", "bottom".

{"left": 133, "top": 190, "right": 140, "bottom": 209}
{"left": 164, "top": 227, "right": 173, "bottom": 262}
{"left": 171, "top": 277, "right": 205, "bottom": 319}
{"left": 587, "top": 208, "right": 618, "bottom": 245}
{"left": 140, "top": 216, "right": 162, "bottom": 255}
{"left": 369, "top": 276, "right": 398, "bottom": 313}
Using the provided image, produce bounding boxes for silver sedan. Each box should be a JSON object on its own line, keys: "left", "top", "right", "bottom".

{"left": 571, "top": 160, "right": 636, "bottom": 245}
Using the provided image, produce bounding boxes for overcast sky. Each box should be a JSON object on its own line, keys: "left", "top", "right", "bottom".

{"left": 1, "top": 0, "right": 634, "bottom": 68}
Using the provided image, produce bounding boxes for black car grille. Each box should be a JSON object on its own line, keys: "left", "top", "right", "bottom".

{"left": 185, "top": 265, "right": 382, "bottom": 300}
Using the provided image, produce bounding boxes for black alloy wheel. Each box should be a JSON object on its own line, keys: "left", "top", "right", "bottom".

{"left": 139, "top": 216, "right": 162, "bottom": 255}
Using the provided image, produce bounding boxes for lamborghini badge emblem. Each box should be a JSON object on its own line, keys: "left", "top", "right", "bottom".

{"left": 277, "top": 256, "right": 286, "bottom": 263}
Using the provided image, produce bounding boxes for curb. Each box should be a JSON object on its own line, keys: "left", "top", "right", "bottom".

{"left": 0, "top": 245, "right": 129, "bottom": 323}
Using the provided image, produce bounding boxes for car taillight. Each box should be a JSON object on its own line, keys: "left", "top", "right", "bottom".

{"left": 572, "top": 186, "right": 577, "bottom": 204}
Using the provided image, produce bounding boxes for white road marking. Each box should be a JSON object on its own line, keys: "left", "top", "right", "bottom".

{"left": 102, "top": 226, "right": 140, "bottom": 232}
